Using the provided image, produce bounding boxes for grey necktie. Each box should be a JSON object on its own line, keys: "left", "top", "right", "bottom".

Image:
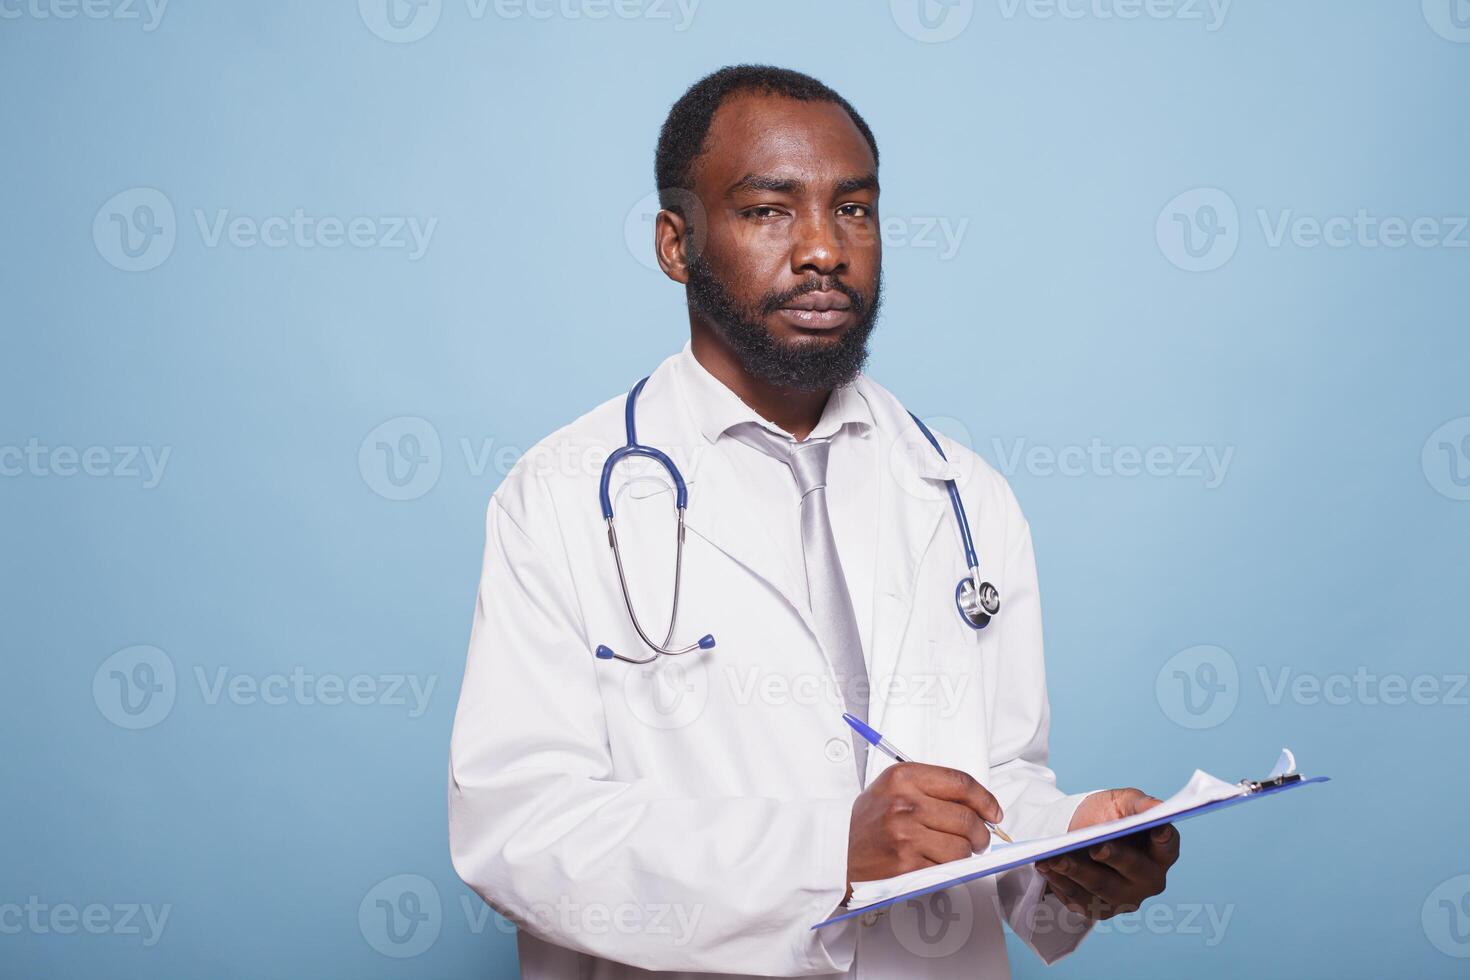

{"left": 728, "top": 423, "right": 870, "bottom": 785}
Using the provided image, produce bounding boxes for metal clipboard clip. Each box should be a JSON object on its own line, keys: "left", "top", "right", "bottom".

{"left": 1239, "top": 747, "right": 1303, "bottom": 794}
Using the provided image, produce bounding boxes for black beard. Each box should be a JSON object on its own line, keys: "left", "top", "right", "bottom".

{"left": 685, "top": 255, "right": 882, "bottom": 392}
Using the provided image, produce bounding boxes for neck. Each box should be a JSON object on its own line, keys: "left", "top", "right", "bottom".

{"left": 690, "top": 321, "right": 830, "bottom": 441}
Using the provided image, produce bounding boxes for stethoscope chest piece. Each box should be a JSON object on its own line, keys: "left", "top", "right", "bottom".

{"left": 955, "top": 576, "right": 1001, "bottom": 630}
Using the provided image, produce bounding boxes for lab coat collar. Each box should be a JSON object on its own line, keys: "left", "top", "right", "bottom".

{"left": 628, "top": 350, "right": 965, "bottom": 749}
{"left": 671, "top": 340, "right": 875, "bottom": 448}
{"left": 658, "top": 342, "right": 960, "bottom": 488}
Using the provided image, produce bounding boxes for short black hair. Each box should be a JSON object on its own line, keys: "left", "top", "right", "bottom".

{"left": 654, "top": 64, "right": 879, "bottom": 215}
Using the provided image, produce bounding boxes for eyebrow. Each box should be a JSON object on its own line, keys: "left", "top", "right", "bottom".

{"left": 727, "top": 172, "right": 880, "bottom": 196}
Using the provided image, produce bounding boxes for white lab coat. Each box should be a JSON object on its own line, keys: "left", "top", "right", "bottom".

{"left": 449, "top": 350, "right": 1097, "bottom": 978}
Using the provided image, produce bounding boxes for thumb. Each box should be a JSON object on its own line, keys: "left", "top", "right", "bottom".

{"left": 1125, "top": 790, "right": 1164, "bottom": 815}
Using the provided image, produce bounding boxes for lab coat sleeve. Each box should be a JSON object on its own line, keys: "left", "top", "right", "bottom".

{"left": 983, "top": 494, "right": 1097, "bottom": 965}
{"left": 448, "top": 489, "right": 857, "bottom": 976}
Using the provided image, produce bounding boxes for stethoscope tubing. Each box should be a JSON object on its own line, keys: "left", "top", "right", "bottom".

{"left": 595, "top": 376, "right": 998, "bottom": 662}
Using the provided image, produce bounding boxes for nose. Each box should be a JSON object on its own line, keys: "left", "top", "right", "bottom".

{"left": 790, "top": 209, "right": 848, "bottom": 278}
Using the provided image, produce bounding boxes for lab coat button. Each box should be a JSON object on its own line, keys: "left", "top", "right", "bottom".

{"left": 859, "top": 909, "right": 883, "bottom": 926}
{"left": 823, "top": 737, "right": 850, "bottom": 763}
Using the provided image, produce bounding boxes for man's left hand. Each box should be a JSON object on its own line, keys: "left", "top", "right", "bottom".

{"left": 1035, "top": 788, "right": 1180, "bottom": 920}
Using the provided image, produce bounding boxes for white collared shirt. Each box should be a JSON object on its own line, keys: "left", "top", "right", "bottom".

{"left": 669, "top": 341, "right": 880, "bottom": 668}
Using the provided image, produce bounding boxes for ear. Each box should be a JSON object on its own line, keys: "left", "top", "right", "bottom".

{"left": 654, "top": 208, "right": 691, "bottom": 284}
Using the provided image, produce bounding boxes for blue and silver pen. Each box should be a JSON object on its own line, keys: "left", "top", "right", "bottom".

{"left": 842, "top": 712, "right": 1013, "bottom": 844}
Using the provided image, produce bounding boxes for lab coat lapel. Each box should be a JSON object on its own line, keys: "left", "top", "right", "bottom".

{"left": 680, "top": 442, "right": 818, "bottom": 640}
{"left": 861, "top": 378, "right": 957, "bottom": 736}
{"left": 618, "top": 358, "right": 818, "bottom": 641}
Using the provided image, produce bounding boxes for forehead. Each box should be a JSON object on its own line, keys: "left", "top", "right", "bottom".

{"left": 693, "top": 92, "right": 876, "bottom": 191}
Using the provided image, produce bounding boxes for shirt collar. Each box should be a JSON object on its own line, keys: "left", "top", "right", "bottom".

{"left": 672, "top": 340, "right": 875, "bottom": 445}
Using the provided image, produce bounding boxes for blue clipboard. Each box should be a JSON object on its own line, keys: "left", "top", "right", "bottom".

{"left": 814, "top": 772, "right": 1330, "bottom": 929}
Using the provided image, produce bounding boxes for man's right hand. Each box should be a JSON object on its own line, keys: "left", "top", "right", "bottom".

{"left": 844, "top": 762, "right": 1003, "bottom": 903}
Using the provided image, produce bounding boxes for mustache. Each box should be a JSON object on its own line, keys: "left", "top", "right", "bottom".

{"left": 758, "top": 277, "right": 868, "bottom": 317}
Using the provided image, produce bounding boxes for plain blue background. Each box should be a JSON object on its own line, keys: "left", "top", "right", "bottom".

{"left": 3, "top": 1, "right": 1468, "bottom": 977}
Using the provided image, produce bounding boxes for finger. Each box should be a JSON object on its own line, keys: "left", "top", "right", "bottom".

{"left": 916, "top": 766, "right": 1003, "bottom": 825}
{"left": 1036, "top": 868, "right": 1100, "bottom": 918}
{"left": 913, "top": 796, "right": 991, "bottom": 852}
{"left": 1146, "top": 822, "right": 1181, "bottom": 869}
{"left": 911, "top": 825, "right": 976, "bottom": 867}
{"left": 1089, "top": 839, "right": 1165, "bottom": 891}
{"left": 1127, "top": 793, "right": 1164, "bottom": 814}
{"left": 1037, "top": 852, "right": 1129, "bottom": 899}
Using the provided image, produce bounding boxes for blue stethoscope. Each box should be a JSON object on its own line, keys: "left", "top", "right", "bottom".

{"left": 594, "top": 376, "right": 1001, "bottom": 664}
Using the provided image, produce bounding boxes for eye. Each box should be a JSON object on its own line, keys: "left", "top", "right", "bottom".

{"left": 837, "top": 203, "right": 872, "bottom": 219}
{"left": 741, "top": 205, "right": 786, "bottom": 221}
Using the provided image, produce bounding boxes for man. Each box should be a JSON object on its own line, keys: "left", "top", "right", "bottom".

{"left": 449, "top": 65, "right": 1180, "bottom": 978}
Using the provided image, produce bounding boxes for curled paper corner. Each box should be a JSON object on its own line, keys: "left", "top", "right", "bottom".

{"left": 1268, "top": 747, "right": 1297, "bottom": 781}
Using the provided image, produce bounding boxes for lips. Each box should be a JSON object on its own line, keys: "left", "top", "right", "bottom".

{"left": 782, "top": 290, "right": 852, "bottom": 313}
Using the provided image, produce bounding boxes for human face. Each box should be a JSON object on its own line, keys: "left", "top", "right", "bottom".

{"left": 664, "top": 92, "right": 883, "bottom": 390}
